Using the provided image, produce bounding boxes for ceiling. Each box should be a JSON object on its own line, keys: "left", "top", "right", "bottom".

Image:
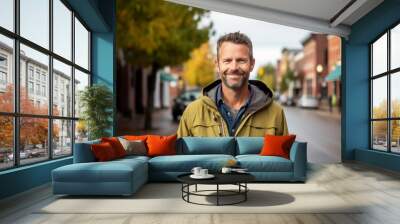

{"left": 166, "top": 0, "right": 384, "bottom": 38}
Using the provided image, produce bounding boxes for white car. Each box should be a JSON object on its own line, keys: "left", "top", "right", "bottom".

{"left": 297, "top": 95, "right": 319, "bottom": 109}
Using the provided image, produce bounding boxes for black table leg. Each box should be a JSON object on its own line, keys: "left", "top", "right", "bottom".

{"left": 217, "top": 184, "right": 219, "bottom": 206}
{"left": 245, "top": 183, "right": 247, "bottom": 201}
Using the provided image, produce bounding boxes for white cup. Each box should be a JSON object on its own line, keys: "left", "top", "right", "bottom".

{"left": 191, "top": 167, "right": 202, "bottom": 176}
{"left": 200, "top": 169, "right": 208, "bottom": 176}
{"left": 221, "top": 167, "right": 232, "bottom": 174}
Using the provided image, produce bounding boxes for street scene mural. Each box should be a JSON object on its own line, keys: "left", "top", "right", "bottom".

{"left": 114, "top": 0, "right": 342, "bottom": 164}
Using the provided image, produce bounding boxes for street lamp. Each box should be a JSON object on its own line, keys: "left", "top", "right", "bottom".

{"left": 316, "top": 64, "right": 323, "bottom": 73}
{"left": 316, "top": 64, "right": 325, "bottom": 100}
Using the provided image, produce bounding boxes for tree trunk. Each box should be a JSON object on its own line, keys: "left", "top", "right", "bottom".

{"left": 116, "top": 57, "right": 131, "bottom": 118}
{"left": 134, "top": 68, "right": 144, "bottom": 114}
{"left": 144, "top": 63, "right": 160, "bottom": 130}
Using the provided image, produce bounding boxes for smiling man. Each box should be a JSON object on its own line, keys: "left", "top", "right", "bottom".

{"left": 177, "top": 32, "right": 288, "bottom": 137}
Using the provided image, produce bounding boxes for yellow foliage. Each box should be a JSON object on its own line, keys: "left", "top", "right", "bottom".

{"left": 183, "top": 42, "right": 216, "bottom": 88}
{"left": 372, "top": 99, "right": 400, "bottom": 141}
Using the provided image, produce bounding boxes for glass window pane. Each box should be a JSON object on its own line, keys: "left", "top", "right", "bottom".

{"left": 53, "top": 119, "right": 72, "bottom": 157}
{"left": 391, "top": 120, "right": 400, "bottom": 153}
{"left": 0, "top": 116, "right": 14, "bottom": 170}
{"left": 20, "top": 117, "right": 49, "bottom": 165}
{"left": 74, "top": 17, "right": 89, "bottom": 70}
{"left": 20, "top": 0, "right": 49, "bottom": 49}
{"left": 372, "top": 33, "right": 387, "bottom": 76}
{"left": 53, "top": 0, "right": 72, "bottom": 60}
{"left": 75, "top": 120, "right": 88, "bottom": 143}
{"left": 391, "top": 72, "right": 400, "bottom": 118}
{"left": 0, "top": 0, "right": 14, "bottom": 31}
{"left": 372, "top": 121, "right": 388, "bottom": 151}
{"left": 391, "top": 24, "right": 400, "bottom": 70}
{"left": 74, "top": 69, "right": 89, "bottom": 118}
{"left": 0, "top": 34, "right": 14, "bottom": 112}
{"left": 20, "top": 44, "right": 49, "bottom": 115}
{"left": 372, "top": 76, "right": 387, "bottom": 119}
{"left": 53, "top": 59, "right": 72, "bottom": 117}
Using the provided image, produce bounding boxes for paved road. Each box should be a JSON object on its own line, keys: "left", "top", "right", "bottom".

{"left": 283, "top": 106, "right": 341, "bottom": 164}
{"left": 117, "top": 106, "right": 341, "bottom": 164}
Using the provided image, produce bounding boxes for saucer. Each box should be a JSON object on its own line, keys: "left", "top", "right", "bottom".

{"left": 190, "top": 174, "right": 215, "bottom": 179}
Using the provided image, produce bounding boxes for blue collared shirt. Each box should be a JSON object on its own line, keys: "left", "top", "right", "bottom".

{"left": 216, "top": 85, "right": 253, "bottom": 136}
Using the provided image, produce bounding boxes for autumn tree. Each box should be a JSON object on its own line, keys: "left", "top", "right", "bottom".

{"left": 0, "top": 85, "right": 59, "bottom": 151}
{"left": 183, "top": 42, "right": 216, "bottom": 88}
{"left": 256, "top": 63, "right": 276, "bottom": 91}
{"left": 117, "top": 0, "right": 212, "bottom": 130}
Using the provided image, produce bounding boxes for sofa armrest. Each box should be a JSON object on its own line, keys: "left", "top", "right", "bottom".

{"left": 289, "top": 141, "right": 307, "bottom": 181}
{"left": 73, "top": 140, "right": 100, "bottom": 163}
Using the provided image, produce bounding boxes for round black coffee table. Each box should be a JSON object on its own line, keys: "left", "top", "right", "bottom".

{"left": 177, "top": 173, "right": 255, "bottom": 206}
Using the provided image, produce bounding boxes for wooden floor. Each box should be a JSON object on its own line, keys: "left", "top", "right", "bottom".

{"left": 1, "top": 162, "right": 400, "bottom": 224}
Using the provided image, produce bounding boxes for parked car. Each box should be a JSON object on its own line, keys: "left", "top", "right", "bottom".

{"left": 7, "top": 150, "right": 32, "bottom": 161}
{"left": 172, "top": 89, "right": 201, "bottom": 122}
{"left": 297, "top": 95, "right": 319, "bottom": 109}
{"left": 278, "top": 94, "right": 288, "bottom": 105}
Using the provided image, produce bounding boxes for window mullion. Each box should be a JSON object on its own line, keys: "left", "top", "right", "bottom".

{"left": 48, "top": 0, "right": 53, "bottom": 160}
{"left": 13, "top": 0, "right": 20, "bottom": 167}
{"left": 71, "top": 10, "right": 76, "bottom": 154}
{"left": 388, "top": 30, "right": 391, "bottom": 152}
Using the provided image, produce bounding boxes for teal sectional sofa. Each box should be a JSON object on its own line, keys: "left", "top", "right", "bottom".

{"left": 52, "top": 137, "right": 307, "bottom": 196}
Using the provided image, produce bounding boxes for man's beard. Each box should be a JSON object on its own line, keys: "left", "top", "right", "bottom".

{"left": 220, "top": 69, "right": 249, "bottom": 90}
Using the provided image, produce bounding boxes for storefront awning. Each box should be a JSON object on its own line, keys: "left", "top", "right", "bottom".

{"left": 326, "top": 65, "right": 341, "bottom": 81}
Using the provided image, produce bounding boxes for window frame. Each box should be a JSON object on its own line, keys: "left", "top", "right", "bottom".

{"left": 370, "top": 20, "right": 400, "bottom": 154}
{"left": 0, "top": 0, "right": 92, "bottom": 171}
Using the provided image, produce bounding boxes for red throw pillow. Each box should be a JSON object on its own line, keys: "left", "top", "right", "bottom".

{"left": 146, "top": 135, "right": 177, "bottom": 157}
{"left": 91, "top": 142, "right": 117, "bottom": 161}
{"left": 101, "top": 137, "right": 127, "bottom": 158}
{"left": 260, "top": 134, "right": 296, "bottom": 159}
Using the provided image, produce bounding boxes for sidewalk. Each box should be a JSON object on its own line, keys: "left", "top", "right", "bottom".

{"left": 316, "top": 104, "right": 341, "bottom": 122}
{"left": 315, "top": 107, "right": 341, "bottom": 122}
{"left": 116, "top": 108, "right": 178, "bottom": 136}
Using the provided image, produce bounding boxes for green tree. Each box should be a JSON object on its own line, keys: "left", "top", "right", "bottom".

{"left": 280, "top": 68, "right": 295, "bottom": 93}
{"left": 117, "top": 0, "right": 212, "bottom": 129}
{"left": 183, "top": 42, "right": 215, "bottom": 88}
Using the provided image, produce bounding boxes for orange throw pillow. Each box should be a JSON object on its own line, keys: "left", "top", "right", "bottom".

{"left": 101, "top": 137, "right": 127, "bottom": 158}
{"left": 91, "top": 142, "right": 117, "bottom": 161}
{"left": 260, "top": 134, "right": 296, "bottom": 159}
{"left": 124, "top": 135, "right": 148, "bottom": 141}
{"left": 146, "top": 135, "right": 177, "bottom": 157}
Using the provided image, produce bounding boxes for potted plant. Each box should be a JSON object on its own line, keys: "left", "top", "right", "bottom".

{"left": 79, "top": 84, "right": 113, "bottom": 140}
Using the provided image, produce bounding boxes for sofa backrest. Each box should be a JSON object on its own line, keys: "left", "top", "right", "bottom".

{"left": 176, "top": 137, "right": 236, "bottom": 155}
{"left": 235, "top": 137, "right": 264, "bottom": 155}
{"left": 73, "top": 139, "right": 100, "bottom": 163}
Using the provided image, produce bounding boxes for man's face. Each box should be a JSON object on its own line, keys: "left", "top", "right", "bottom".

{"left": 216, "top": 42, "right": 255, "bottom": 90}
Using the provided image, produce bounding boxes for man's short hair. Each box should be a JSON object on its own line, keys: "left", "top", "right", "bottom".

{"left": 217, "top": 32, "right": 253, "bottom": 59}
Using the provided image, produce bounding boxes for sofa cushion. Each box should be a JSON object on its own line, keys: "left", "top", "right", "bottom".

{"left": 91, "top": 142, "right": 118, "bottom": 161}
{"left": 52, "top": 159, "right": 147, "bottom": 183}
{"left": 101, "top": 137, "right": 127, "bottom": 158}
{"left": 236, "top": 155, "right": 293, "bottom": 172}
{"left": 177, "top": 137, "right": 236, "bottom": 155}
{"left": 118, "top": 137, "right": 147, "bottom": 156}
{"left": 148, "top": 154, "right": 235, "bottom": 172}
{"left": 123, "top": 135, "right": 148, "bottom": 141}
{"left": 147, "top": 135, "right": 177, "bottom": 157}
{"left": 235, "top": 137, "right": 264, "bottom": 155}
{"left": 260, "top": 135, "right": 296, "bottom": 159}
